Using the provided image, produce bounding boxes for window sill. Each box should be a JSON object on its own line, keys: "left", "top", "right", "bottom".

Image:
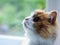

{"left": 0, "top": 35, "right": 25, "bottom": 45}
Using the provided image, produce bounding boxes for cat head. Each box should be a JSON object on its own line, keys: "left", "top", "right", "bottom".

{"left": 23, "top": 9, "right": 57, "bottom": 39}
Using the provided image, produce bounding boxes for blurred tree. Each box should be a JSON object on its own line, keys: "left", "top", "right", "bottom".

{"left": 0, "top": 0, "right": 46, "bottom": 36}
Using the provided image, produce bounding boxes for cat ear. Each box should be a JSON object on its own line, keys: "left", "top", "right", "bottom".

{"left": 49, "top": 10, "right": 57, "bottom": 24}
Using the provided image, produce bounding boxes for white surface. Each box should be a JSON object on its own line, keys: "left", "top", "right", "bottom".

{"left": 0, "top": 35, "right": 25, "bottom": 45}
{"left": 46, "top": 0, "right": 60, "bottom": 45}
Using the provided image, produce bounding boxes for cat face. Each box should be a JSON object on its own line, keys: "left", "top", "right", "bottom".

{"left": 23, "top": 9, "right": 57, "bottom": 39}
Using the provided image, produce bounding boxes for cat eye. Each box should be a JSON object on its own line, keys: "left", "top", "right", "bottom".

{"left": 48, "top": 18, "right": 52, "bottom": 23}
{"left": 33, "top": 17, "right": 41, "bottom": 22}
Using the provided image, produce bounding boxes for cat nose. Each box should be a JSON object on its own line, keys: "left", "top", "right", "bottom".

{"left": 25, "top": 18, "right": 29, "bottom": 20}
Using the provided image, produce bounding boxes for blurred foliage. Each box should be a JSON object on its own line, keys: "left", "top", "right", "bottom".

{"left": 0, "top": 0, "right": 46, "bottom": 36}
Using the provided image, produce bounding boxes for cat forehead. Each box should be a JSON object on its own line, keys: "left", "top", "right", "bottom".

{"left": 34, "top": 10, "right": 45, "bottom": 15}
{"left": 32, "top": 10, "right": 49, "bottom": 18}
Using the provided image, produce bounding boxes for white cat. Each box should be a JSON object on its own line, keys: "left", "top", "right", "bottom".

{"left": 22, "top": 10, "right": 58, "bottom": 45}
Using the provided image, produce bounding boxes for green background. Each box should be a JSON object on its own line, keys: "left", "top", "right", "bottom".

{"left": 0, "top": 0, "right": 46, "bottom": 36}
